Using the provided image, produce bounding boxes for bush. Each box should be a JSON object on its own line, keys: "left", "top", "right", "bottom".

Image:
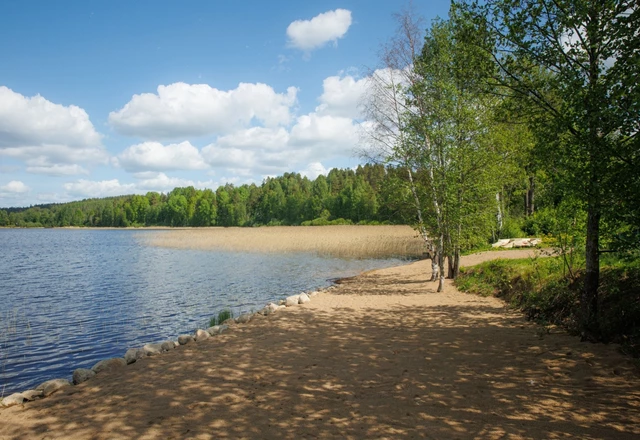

{"left": 499, "top": 217, "right": 525, "bottom": 238}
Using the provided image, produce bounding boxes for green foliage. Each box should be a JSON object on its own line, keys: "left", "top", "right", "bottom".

{"left": 209, "top": 309, "right": 234, "bottom": 327}
{"left": 457, "top": 256, "right": 640, "bottom": 355}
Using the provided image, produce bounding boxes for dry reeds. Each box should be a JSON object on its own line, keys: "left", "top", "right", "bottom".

{"left": 143, "top": 225, "right": 425, "bottom": 259}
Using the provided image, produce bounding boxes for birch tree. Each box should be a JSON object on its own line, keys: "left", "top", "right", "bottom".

{"left": 456, "top": 0, "right": 640, "bottom": 335}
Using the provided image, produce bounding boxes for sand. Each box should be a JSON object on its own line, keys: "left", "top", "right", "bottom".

{"left": 1, "top": 249, "right": 638, "bottom": 439}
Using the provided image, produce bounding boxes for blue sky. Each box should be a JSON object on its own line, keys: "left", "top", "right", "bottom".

{"left": 0, "top": 0, "right": 451, "bottom": 208}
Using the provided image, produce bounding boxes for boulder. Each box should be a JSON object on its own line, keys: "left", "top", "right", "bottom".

{"left": 298, "top": 293, "right": 311, "bottom": 304}
{"left": 207, "top": 325, "right": 229, "bottom": 335}
{"left": 268, "top": 302, "right": 279, "bottom": 312}
{"left": 222, "top": 318, "right": 236, "bottom": 326}
{"left": 178, "top": 334, "right": 194, "bottom": 345}
{"left": 309, "top": 291, "right": 318, "bottom": 297}
{"left": 72, "top": 368, "right": 96, "bottom": 385}
{"left": 22, "top": 389, "right": 43, "bottom": 401}
{"left": 92, "top": 358, "right": 126, "bottom": 374}
{"left": 142, "top": 343, "right": 163, "bottom": 356}
{"left": 285, "top": 295, "right": 300, "bottom": 307}
{"left": 236, "top": 313, "right": 252, "bottom": 324}
{"left": 277, "top": 305, "right": 286, "bottom": 311}
{"left": 492, "top": 238, "right": 511, "bottom": 248}
{"left": 1, "top": 393, "right": 25, "bottom": 407}
{"left": 258, "top": 306, "right": 271, "bottom": 316}
{"left": 195, "top": 329, "right": 210, "bottom": 341}
{"left": 161, "top": 341, "right": 176, "bottom": 352}
{"left": 36, "top": 378, "right": 71, "bottom": 397}
{"left": 124, "top": 348, "right": 142, "bottom": 364}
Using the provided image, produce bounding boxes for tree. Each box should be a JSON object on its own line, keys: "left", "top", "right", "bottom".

{"left": 456, "top": 0, "right": 640, "bottom": 334}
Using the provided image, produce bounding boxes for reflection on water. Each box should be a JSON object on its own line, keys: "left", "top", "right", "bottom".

{"left": 0, "top": 228, "right": 407, "bottom": 395}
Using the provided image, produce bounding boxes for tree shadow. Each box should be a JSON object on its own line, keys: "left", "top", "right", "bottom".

{"left": 1, "top": 299, "right": 639, "bottom": 439}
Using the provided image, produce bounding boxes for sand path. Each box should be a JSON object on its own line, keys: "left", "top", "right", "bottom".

{"left": 1, "top": 250, "right": 638, "bottom": 439}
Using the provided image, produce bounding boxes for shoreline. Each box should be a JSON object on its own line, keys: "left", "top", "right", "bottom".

{"left": 2, "top": 249, "right": 638, "bottom": 439}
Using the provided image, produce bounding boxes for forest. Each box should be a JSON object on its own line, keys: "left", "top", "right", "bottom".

{"left": 0, "top": 163, "right": 540, "bottom": 235}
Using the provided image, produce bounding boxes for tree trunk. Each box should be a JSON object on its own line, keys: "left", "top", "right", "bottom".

{"left": 583, "top": 194, "right": 600, "bottom": 337}
{"left": 431, "top": 250, "right": 439, "bottom": 282}
{"left": 496, "top": 192, "right": 503, "bottom": 231}
{"left": 526, "top": 176, "right": 535, "bottom": 216}
{"left": 437, "top": 234, "right": 445, "bottom": 292}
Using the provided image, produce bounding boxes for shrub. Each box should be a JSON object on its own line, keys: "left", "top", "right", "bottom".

{"left": 209, "top": 308, "right": 234, "bottom": 327}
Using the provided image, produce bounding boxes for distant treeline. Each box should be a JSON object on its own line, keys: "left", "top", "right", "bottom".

{"left": 0, "top": 165, "right": 463, "bottom": 228}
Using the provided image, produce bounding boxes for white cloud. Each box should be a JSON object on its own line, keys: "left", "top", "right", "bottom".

{"left": 115, "top": 141, "right": 208, "bottom": 172}
{"left": 316, "top": 74, "right": 367, "bottom": 119}
{"left": 0, "top": 87, "right": 106, "bottom": 169}
{"left": 26, "top": 164, "right": 89, "bottom": 176}
{"left": 215, "top": 127, "right": 289, "bottom": 151}
{"left": 289, "top": 113, "right": 360, "bottom": 153}
{"left": 135, "top": 173, "right": 196, "bottom": 192}
{"left": 286, "top": 9, "right": 352, "bottom": 52}
{"left": 109, "top": 82, "right": 298, "bottom": 139}
{"left": 299, "top": 162, "right": 329, "bottom": 180}
{"left": 63, "top": 179, "right": 136, "bottom": 198}
{"left": 0, "top": 181, "right": 30, "bottom": 198}
{"left": 62, "top": 174, "right": 218, "bottom": 199}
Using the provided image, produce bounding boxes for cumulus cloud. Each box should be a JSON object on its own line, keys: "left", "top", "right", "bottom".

{"left": 0, "top": 87, "right": 106, "bottom": 171}
{"left": 62, "top": 174, "right": 217, "bottom": 199}
{"left": 289, "top": 113, "right": 360, "bottom": 153}
{"left": 299, "top": 162, "right": 329, "bottom": 180}
{"left": 109, "top": 82, "right": 298, "bottom": 139}
{"left": 287, "top": 9, "right": 352, "bottom": 52}
{"left": 316, "top": 74, "right": 368, "bottom": 119}
{"left": 115, "top": 141, "right": 208, "bottom": 172}
{"left": 63, "top": 179, "right": 137, "bottom": 198}
{"left": 0, "top": 181, "right": 30, "bottom": 198}
{"left": 26, "top": 164, "right": 89, "bottom": 176}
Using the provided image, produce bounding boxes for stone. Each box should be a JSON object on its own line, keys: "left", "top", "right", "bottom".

{"left": 161, "top": 341, "right": 176, "bottom": 352}
{"left": 236, "top": 313, "right": 251, "bottom": 324}
{"left": 278, "top": 299, "right": 286, "bottom": 306}
{"left": 258, "top": 306, "right": 271, "bottom": 316}
{"left": 222, "top": 318, "right": 236, "bottom": 326}
{"left": 36, "top": 378, "right": 71, "bottom": 397}
{"left": 268, "top": 302, "right": 279, "bottom": 312}
{"left": 492, "top": 238, "right": 511, "bottom": 248}
{"left": 178, "top": 334, "right": 194, "bottom": 345}
{"left": 285, "top": 295, "right": 300, "bottom": 307}
{"left": 72, "top": 368, "right": 96, "bottom": 385}
{"left": 21, "top": 389, "right": 43, "bottom": 401}
{"left": 309, "top": 291, "right": 318, "bottom": 297}
{"left": 124, "top": 348, "right": 141, "bottom": 364}
{"left": 92, "top": 358, "right": 126, "bottom": 374}
{"left": 1, "top": 393, "right": 25, "bottom": 407}
{"left": 142, "top": 343, "right": 163, "bottom": 356}
{"left": 298, "top": 293, "right": 311, "bottom": 304}
{"left": 277, "top": 305, "right": 286, "bottom": 311}
{"left": 207, "top": 325, "right": 229, "bottom": 335}
{"left": 195, "top": 329, "right": 210, "bottom": 341}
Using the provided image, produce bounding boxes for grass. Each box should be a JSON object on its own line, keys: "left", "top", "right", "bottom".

{"left": 144, "top": 225, "right": 426, "bottom": 259}
{"left": 209, "top": 309, "right": 234, "bottom": 327}
{"left": 456, "top": 255, "right": 640, "bottom": 357}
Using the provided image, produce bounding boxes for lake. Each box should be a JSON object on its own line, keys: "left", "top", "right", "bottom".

{"left": 0, "top": 228, "right": 407, "bottom": 396}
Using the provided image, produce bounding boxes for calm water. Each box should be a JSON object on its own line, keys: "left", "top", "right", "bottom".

{"left": 0, "top": 229, "right": 406, "bottom": 396}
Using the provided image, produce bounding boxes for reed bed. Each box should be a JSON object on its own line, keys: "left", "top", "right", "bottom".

{"left": 143, "top": 225, "right": 425, "bottom": 259}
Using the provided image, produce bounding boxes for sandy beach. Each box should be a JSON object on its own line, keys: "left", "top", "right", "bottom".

{"left": 1, "top": 249, "right": 638, "bottom": 439}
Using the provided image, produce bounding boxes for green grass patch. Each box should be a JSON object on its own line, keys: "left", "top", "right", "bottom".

{"left": 209, "top": 309, "right": 234, "bottom": 327}
{"left": 456, "top": 256, "right": 640, "bottom": 357}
